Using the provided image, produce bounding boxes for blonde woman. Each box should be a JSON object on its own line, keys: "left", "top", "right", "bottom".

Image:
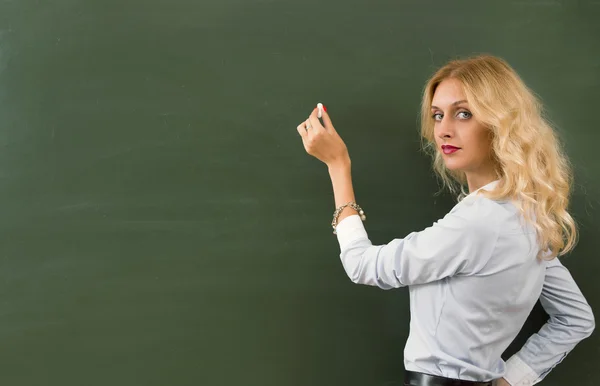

{"left": 296, "top": 55, "right": 595, "bottom": 386}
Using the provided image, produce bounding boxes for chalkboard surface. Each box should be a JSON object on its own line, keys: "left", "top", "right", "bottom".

{"left": 0, "top": 1, "right": 598, "bottom": 385}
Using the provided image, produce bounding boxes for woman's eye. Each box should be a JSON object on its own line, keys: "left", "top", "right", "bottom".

{"left": 432, "top": 113, "right": 443, "bottom": 121}
{"left": 457, "top": 111, "right": 472, "bottom": 119}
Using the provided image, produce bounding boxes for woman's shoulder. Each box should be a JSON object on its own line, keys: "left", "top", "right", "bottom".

{"left": 453, "top": 193, "right": 516, "bottom": 228}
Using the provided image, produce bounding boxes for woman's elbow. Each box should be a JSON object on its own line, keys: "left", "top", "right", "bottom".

{"left": 571, "top": 304, "right": 596, "bottom": 339}
{"left": 582, "top": 307, "right": 595, "bottom": 338}
{"left": 339, "top": 249, "right": 365, "bottom": 284}
{"left": 339, "top": 248, "right": 397, "bottom": 289}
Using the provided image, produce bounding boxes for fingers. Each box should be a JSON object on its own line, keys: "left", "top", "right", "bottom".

{"left": 310, "top": 104, "right": 334, "bottom": 132}
{"left": 296, "top": 122, "right": 308, "bottom": 140}
{"left": 296, "top": 103, "right": 334, "bottom": 141}
{"left": 297, "top": 118, "right": 315, "bottom": 141}
{"left": 320, "top": 108, "right": 334, "bottom": 130}
{"left": 308, "top": 109, "right": 325, "bottom": 133}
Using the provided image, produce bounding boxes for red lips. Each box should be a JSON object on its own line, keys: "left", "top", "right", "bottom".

{"left": 441, "top": 145, "right": 461, "bottom": 154}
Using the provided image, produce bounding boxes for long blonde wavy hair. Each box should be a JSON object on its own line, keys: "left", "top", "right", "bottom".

{"left": 420, "top": 54, "right": 577, "bottom": 259}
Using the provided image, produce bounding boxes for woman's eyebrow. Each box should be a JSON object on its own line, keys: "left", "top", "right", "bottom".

{"left": 431, "top": 100, "right": 468, "bottom": 110}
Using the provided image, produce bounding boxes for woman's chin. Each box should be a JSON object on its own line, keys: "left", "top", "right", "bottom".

{"left": 443, "top": 161, "right": 464, "bottom": 171}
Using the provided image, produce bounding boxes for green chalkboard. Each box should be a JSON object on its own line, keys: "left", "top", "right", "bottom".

{"left": 0, "top": 0, "right": 598, "bottom": 385}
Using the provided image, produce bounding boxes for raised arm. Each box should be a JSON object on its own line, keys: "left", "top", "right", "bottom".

{"left": 333, "top": 197, "right": 499, "bottom": 289}
{"left": 296, "top": 105, "right": 500, "bottom": 289}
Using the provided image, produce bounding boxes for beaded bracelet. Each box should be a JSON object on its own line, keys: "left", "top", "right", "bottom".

{"left": 331, "top": 201, "right": 366, "bottom": 234}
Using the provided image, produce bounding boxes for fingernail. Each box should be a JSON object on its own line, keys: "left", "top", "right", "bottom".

{"left": 322, "top": 104, "right": 327, "bottom": 112}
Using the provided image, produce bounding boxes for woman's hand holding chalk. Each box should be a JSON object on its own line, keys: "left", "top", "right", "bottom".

{"left": 296, "top": 102, "right": 349, "bottom": 167}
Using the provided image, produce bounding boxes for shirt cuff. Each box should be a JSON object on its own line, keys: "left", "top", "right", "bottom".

{"left": 335, "top": 214, "right": 368, "bottom": 250}
{"left": 504, "top": 355, "right": 539, "bottom": 386}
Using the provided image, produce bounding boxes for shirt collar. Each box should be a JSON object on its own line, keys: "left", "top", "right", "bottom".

{"left": 466, "top": 179, "right": 500, "bottom": 198}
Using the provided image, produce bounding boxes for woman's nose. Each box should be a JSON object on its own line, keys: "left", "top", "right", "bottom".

{"left": 436, "top": 118, "right": 454, "bottom": 139}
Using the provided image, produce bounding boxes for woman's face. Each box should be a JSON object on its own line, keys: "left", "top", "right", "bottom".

{"left": 431, "top": 78, "right": 495, "bottom": 178}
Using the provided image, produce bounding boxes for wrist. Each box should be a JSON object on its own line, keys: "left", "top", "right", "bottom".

{"left": 327, "top": 156, "right": 351, "bottom": 173}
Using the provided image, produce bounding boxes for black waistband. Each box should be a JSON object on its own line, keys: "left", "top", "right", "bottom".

{"left": 404, "top": 371, "right": 494, "bottom": 386}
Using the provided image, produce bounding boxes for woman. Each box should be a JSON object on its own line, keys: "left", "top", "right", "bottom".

{"left": 296, "top": 55, "right": 595, "bottom": 386}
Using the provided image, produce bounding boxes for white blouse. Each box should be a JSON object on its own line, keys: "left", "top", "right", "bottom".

{"left": 334, "top": 180, "right": 595, "bottom": 385}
